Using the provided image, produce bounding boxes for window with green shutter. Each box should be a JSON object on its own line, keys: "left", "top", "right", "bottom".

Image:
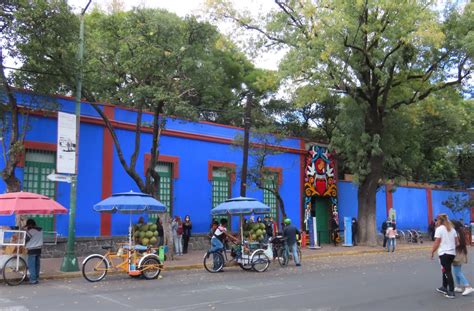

{"left": 212, "top": 168, "right": 231, "bottom": 225}
{"left": 149, "top": 162, "right": 173, "bottom": 223}
{"left": 23, "top": 149, "right": 56, "bottom": 231}
{"left": 263, "top": 172, "right": 279, "bottom": 223}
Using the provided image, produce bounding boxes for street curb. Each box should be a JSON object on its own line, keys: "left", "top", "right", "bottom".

{"left": 303, "top": 245, "right": 431, "bottom": 261}
{"left": 30, "top": 245, "right": 432, "bottom": 282}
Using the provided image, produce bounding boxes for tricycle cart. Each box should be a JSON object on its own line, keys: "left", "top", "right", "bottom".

{"left": 204, "top": 196, "right": 273, "bottom": 273}
{"left": 82, "top": 191, "right": 166, "bottom": 282}
{"left": 0, "top": 191, "right": 68, "bottom": 285}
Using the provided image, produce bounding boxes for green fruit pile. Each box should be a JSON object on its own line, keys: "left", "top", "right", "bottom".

{"left": 243, "top": 222, "right": 266, "bottom": 242}
{"left": 133, "top": 222, "right": 159, "bottom": 246}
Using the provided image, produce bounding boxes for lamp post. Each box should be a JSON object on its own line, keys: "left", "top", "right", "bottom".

{"left": 60, "top": 0, "right": 92, "bottom": 272}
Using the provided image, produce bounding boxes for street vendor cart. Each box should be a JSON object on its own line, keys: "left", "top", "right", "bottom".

{"left": 0, "top": 191, "right": 68, "bottom": 285}
{"left": 81, "top": 191, "right": 166, "bottom": 282}
{"left": 204, "top": 196, "right": 273, "bottom": 273}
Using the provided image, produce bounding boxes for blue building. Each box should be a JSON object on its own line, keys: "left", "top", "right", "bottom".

{"left": 0, "top": 90, "right": 470, "bottom": 241}
{"left": 0, "top": 90, "right": 305, "bottom": 237}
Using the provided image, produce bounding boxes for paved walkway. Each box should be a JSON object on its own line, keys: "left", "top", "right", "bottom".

{"left": 29, "top": 241, "right": 432, "bottom": 280}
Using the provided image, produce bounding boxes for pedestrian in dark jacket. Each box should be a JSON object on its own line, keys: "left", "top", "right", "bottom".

{"left": 156, "top": 217, "right": 164, "bottom": 246}
{"left": 351, "top": 217, "right": 358, "bottom": 246}
{"left": 330, "top": 212, "right": 340, "bottom": 246}
{"left": 182, "top": 215, "right": 192, "bottom": 254}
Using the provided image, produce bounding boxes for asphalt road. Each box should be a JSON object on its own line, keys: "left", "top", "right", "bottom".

{"left": 1, "top": 248, "right": 473, "bottom": 311}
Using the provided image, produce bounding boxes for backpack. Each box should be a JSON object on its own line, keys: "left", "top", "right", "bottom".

{"left": 177, "top": 223, "right": 183, "bottom": 235}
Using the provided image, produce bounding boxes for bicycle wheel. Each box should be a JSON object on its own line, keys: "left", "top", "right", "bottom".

{"left": 277, "top": 248, "right": 288, "bottom": 267}
{"left": 203, "top": 252, "right": 224, "bottom": 273}
{"left": 140, "top": 257, "right": 161, "bottom": 280}
{"left": 82, "top": 255, "right": 108, "bottom": 282}
{"left": 251, "top": 250, "right": 270, "bottom": 272}
{"left": 2, "top": 256, "right": 27, "bottom": 286}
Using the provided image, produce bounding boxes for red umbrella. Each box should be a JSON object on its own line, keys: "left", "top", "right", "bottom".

{"left": 0, "top": 192, "right": 68, "bottom": 216}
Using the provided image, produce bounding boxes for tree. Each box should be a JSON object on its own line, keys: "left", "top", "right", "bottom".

{"left": 442, "top": 193, "right": 473, "bottom": 220}
{"left": 207, "top": 1, "right": 473, "bottom": 245}
{"left": 6, "top": 3, "right": 258, "bottom": 253}
{"left": 243, "top": 131, "right": 287, "bottom": 219}
{"left": 0, "top": 0, "right": 66, "bottom": 192}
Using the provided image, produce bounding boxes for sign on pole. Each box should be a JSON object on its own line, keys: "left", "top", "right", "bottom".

{"left": 57, "top": 112, "right": 76, "bottom": 174}
{"left": 47, "top": 173, "right": 72, "bottom": 183}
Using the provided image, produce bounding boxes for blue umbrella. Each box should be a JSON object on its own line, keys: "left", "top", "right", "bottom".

{"left": 94, "top": 191, "right": 166, "bottom": 213}
{"left": 211, "top": 197, "right": 271, "bottom": 242}
{"left": 93, "top": 191, "right": 167, "bottom": 254}
{"left": 211, "top": 197, "right": 270, "bottom": 216}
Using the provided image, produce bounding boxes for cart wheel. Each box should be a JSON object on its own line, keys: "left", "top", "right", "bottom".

{"left": 140, "top": 257, "right": 161, "bottom": 280}
{"left": 2, "top": 256, "right": 27, "bottom": 286}
{"left": 203, "top": 251, "right": 224, "bottom": 273}
{"left": 277, "top": 248, "right": 289, "bottom": 267}
{"left": 251, "top": 250, "right": 270, "bottom": 272}
{"left": 239, "top": 263, "right": 252, "bottom": 271}
{"left": 82, "top": 255, "right": 108, "bottom": 282}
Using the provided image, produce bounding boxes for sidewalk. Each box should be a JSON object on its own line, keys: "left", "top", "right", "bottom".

{"left": 25, "top": 241, "right": 432, "bottom": 281}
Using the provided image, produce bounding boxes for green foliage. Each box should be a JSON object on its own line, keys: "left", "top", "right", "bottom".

{"left": 442, "top": 193, "right": 473, "bottom": 219}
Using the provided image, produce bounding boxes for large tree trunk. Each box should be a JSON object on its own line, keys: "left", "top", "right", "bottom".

{"left": 1, "top": 49, "right": 23, "bottom": 193}
{"left": 357, "top": 154, "right": 383, "bottom": 246}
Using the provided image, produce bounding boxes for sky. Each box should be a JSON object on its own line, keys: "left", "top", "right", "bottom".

{"left": 68, "top": 0, "right": 283, "bottom": 70}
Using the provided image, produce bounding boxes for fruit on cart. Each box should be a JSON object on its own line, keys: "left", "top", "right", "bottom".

{"left": 133, "top": 222, "right": 160, "bottom": 246}
{"left": 243, "top": 222, "right": 266, "bottom": 242}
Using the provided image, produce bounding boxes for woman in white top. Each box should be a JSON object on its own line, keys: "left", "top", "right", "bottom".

{"left": 431, "top": 214, "right": 459, "bottom": 298}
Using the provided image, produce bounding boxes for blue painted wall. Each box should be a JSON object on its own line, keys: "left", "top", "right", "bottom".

{"left": 335, "top": 181, "right": 470, "bottom": 232}
{"left": 392, "top": 187, "right": 428, "bottom": 230}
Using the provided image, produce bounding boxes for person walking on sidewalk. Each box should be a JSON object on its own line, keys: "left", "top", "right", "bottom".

{"left": 283, "top": 218, "right": 301, "bottom": 267}
{"left": 386, "top": 225, "right": 397, "bottom": 252}
{"left": 431, "top": 214, "right": 458, "bottom": 299}
{"left": 182, "top": 215, "right": 192, "bottom": 254}
{"left": 171, "top": 216, "right": 183, "bottom": 256}
{"left": 381, "top": 217, "right": 392, "bottom": 248}
{"left": 452, "top": 220, "right": 474, "bottom": 296}
{"left": 24, "top": 219, "right": 43, "bottom": 285}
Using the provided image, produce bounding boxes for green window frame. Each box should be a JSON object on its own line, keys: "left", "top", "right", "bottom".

{"left": 211, "top": 168, "right": 231, "bottom": 225}
{"left": 23, "top": 149, "right": 56, "bottom": 231}
{"left": 263, "top": 172, "right": 279, "bottom": 223}
{"left": 149, "top": 162, "right": 173, "bottom": 222}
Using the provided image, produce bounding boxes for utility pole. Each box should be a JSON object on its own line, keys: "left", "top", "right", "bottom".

{"left": 61, "top": 0, "right": 92, "bottom": 272}
{"left": 240, "top": 92, "right": 253, "bottom": 197}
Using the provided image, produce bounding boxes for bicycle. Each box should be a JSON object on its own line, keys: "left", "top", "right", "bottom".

{"left": 203, "top": 240, "right": 271, "bottom": 273}
{"left": 277, "top": 241, "right": 302, "bottom": 266}
{"left": 82, "top": 244, "right": 162, "bottom": 282}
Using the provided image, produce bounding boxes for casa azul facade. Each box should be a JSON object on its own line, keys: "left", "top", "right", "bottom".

{"left": 0, "top": 90, "right": 470, "bottom": 240}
